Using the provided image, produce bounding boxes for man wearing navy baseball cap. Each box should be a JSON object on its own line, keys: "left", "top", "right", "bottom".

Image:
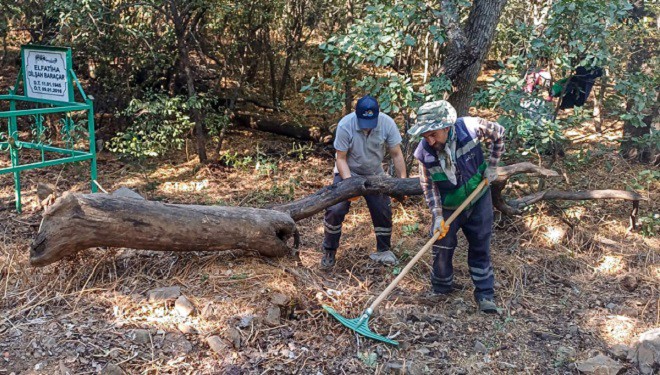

{"left": 320, "top": 95, "right": 407, "bottom": 270}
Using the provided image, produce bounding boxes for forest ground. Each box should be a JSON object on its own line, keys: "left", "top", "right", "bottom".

{"left": 0, "top": 61, "right": 658, "bottom": 375}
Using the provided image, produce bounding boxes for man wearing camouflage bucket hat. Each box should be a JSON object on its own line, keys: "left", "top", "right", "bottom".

{"left": 409, "top": 100, "right": 505, "bottom": 313}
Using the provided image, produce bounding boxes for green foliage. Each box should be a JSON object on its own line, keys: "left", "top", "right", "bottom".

{"left": 480, "top": 0, "right": 659, "bottom": 159}
{"left": 638, "top": 212, "right": 659, "bottom": 238}
{"left": 357, "top": 351, "right": 378, "bottom": 368}
{"left": 402, "top": 223, "right": 419, "bottom": 236}
{"left": 287, "top": 142, "right": 315, "bottom": 161}
{"left": 108, "top": 93, "right": 213, "bottom": 158}
{"left": 302, "top": 0, "right": 450, "bottom": 117}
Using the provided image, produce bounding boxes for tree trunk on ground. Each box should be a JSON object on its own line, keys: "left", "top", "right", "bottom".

{"left": 621, "top": 0, "right": 659, "bottom": 163}
{"left": 31, "top": 163, "right": 645, "bottom": 266}
{"left": 31, "top": 191, "right": 297, "bottom": 267}
{"left": 271, "top": 162, "right": 644, "bottom": 221}
{"left": 233, "top": 112, "right": 332, "bottom": 143}
{"left": 440, "top": 0, "right": 508, "bottom": 116}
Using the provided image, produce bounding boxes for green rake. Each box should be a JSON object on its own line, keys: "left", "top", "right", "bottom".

{"left": 324, "top": 179, "right": 490, "bottom": 346}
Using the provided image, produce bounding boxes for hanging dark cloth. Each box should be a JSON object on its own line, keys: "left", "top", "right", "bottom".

{"left": 559, "top": 66, "right": 603, "bottom": 109}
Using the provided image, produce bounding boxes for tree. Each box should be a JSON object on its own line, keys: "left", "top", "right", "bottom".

{"left": 440, "top": 0, "right": 508, "bottom": 116}
{"left": 620, "top": 0, "right": 659, "bottom": 163}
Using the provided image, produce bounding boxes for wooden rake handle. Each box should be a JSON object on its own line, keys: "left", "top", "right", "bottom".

{"left": 366, "top": 179, "right": 490, "bottom": 314}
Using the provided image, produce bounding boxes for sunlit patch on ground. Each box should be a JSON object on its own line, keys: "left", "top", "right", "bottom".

{"left": 593, "top": 314, "right": 637, "bottom": 345}
{"left": 544, "top": 225, "right": 566, "bottom": 244}
{"left": 596, "top": 255, "right": 625, "bottom": 275}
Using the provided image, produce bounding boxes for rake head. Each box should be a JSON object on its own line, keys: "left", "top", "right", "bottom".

{"left": 323, "top": 305, "right": 398, "bottom": 346}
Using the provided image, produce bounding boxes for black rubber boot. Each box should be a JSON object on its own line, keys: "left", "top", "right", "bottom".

{"left": 320, "top": 248, "right": 336, "bottom": 270}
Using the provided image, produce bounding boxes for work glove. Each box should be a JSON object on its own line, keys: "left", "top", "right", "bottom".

{"left": 484, "top": 166, "right": 498, "bottom": 184}
{"left": 433, "top": 216, "right": 449, "bottom": 238}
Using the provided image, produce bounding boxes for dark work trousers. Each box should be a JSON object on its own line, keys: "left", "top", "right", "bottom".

{"left": 322, "top": 174, "right": 392, "bottom": 253}
{"left": 430, "top": 191, "right": 495, "bottom": 301}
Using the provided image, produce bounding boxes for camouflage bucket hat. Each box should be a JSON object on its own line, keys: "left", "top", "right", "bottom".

{"left": 407, "top": 100, "right": 457, "bottom": 137}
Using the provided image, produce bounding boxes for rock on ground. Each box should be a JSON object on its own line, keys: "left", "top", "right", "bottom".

{"left": 207, "top": 336, "right": 229, "bottom": 354}
{"left": 175, "top": 295, "right": 195, "bottom": 317}
{"left": 575, "top": 354, "right": 624, "bottom": 375}
{"left": 629, "top": 328, "right": 660, "bottom": 375}
{"left": 264, "top": 305, "right": 281, "bottom": 326}
{"left": 147, "top": 286, "right": 181, "bottom": 302}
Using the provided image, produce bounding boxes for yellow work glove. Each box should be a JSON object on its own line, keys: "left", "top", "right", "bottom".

{"left": 433, "top": 217, "right": 449, "bottom": 238}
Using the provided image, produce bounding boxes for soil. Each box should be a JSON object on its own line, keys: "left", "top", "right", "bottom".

{"left": 1, "top": 56, "right": 658, "bottom": 375}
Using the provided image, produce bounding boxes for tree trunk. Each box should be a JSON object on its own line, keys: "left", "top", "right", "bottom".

{"left": 170, "top": 3, "right": 207, "bottom": 163}
{"left": 31, "top": 192, "right": 297, "bottom": 267}
{"left": 621, "top": 0, "right": 659, "bottom": 163}
{"left": 233, "top": 112, "right": 332, "bottom": 143}
{"left": 31, "top": 164, "right": 644, "bottom": 266}
{"left": 442, "top": 0, "right": 508, "bottom": 116}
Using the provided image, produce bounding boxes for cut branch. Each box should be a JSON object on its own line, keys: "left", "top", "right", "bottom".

{"left": 508, "top": 189, "right": 645, "bottom": 209}
{"left": 272, "top": 176, "right": 422, "bottom": 221}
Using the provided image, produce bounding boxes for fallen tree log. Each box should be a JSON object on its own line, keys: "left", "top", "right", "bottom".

{"left": 234, "top": 112, "right": 332, "bottom": 143}
{"left": 30, "top": 163, "right": 645, "bottom": 266}
{"left": 30, "top": 191, "right": 297, "bottom": 267}
{"left": 273, "top": 162, "right": 562, "bottom": 221}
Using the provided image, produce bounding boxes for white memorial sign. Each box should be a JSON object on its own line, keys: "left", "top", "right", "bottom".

{"left": 24, "top": 49, "right": 69, "bottom": 102}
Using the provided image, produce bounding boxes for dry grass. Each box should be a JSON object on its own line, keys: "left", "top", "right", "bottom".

{"left": 1, "top": 115, "right": 658, "bottom": 373}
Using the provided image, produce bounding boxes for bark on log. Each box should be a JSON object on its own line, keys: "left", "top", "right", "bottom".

{"left": 30, "top": 192, "right": 297, "bottom": 267}
{"left": 234, "top": 112, "right": 332, "bottom": 143}
{"left": 31, "top": 163, "right": 645, "bottom": 267}
{"left": 273, "top": 162, "right": 560, "bottom": 221}
{"left": 272, "top": 176, "right": 422, "bottom": 221}
{"left": 508, "top": 189, "right": 645, "bottom": 209}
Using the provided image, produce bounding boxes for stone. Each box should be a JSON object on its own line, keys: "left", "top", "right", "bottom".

{"left": 474, "top": 340, "right": 488, "bottom": 354}
{"left": 609, "top": 344, "right": 629, "bottom": 360}
{"left": 34, "top": 362, "right": 45, "bottom": 371}
{"left": 620, "top": 274, "right": 639, "bottom": 292}
{"left": 130, "top": 329, "right": 151, "bottom": 344}
{"left": 557, "top": 346, "right": 577, "bottom": 362}
{"left": 177, "top": 323, "right": 197, "bottom": 335}
{"left": 264, "top": 305, "right": 281, "bottom": 326}
{"left": 207, "top": 336, "right": 228, "bottom": 354}
{"left": 112, "top": 187, "right": 144, "bottom": 200}
{"left": 270, "top": 293, "right": 291, "bottom": 306}
{"left": 629, "top": 328, "right": 660, "bottom": 375}
{"left": 174, "top": 296, "right": 195, "bottom": 317}
{"left": 224, "top": 327, "right": 242, "bottom": 349}
{"left": 147, "top": 286, "right": 181, "bottom": 302}
{"left": 102, "top": 363, "right": 125, "bottom": 375}
{"left": 575, "top": 354, "right": 624, "bottom": 375}
{"left": 238, "top": 314, "right": 254, "bottom": 328}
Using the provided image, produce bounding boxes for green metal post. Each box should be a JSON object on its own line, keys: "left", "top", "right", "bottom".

{"left": 8, "top": 94, "right": 21, "bottom": 212}
{"left": 87, "top": 97, "right": 97, "bottom": 192}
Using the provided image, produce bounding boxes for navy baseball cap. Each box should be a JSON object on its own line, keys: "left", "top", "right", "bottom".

{"left": 355, "top": 95, "right": 379, "bottom": 129}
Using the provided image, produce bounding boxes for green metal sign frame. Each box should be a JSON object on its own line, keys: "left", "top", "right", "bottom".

{"left": 1, "top": 45, "right": 97, "bottom": 212}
